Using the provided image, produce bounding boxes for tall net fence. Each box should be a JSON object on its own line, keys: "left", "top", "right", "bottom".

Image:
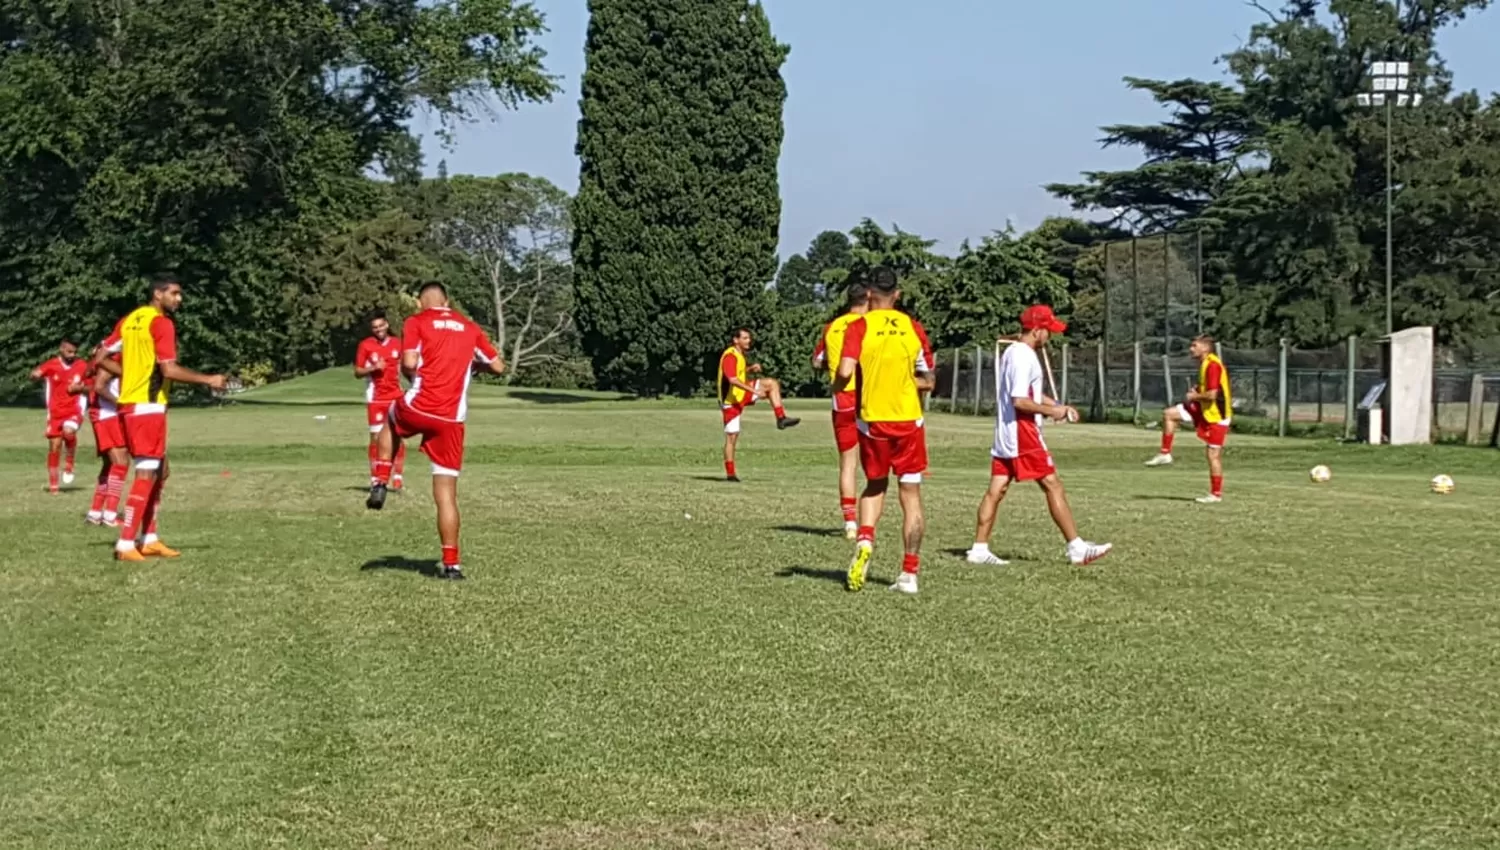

{"left": 1101, "top": 233, "right": 1204, "bottom": 355}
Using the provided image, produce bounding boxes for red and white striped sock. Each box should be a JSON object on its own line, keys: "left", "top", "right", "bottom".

{"left": 103, "top": 464, "right": 127, "bottom": 519}
{"left": 62, "top": 435, "right": 77, "bottom": 472}
{"left": 393, "top": 442, "right": 406, "bottom": 480}
{"left": 840, "top": 498, "right": 856, "bottom": 523}
{"left": 138, "top": 477, "right": 164, "bottom": 545}
{"left": 118, "top": 475, "right": 155, "bottom": 550}
{"left": 89, "top": 473, "right": 109, "bottom": 516}
{"left": 372, "top": 459, "right": 393, "bottom": 485}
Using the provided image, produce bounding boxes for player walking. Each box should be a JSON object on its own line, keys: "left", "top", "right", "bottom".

{"left": 83, "top": 355, "right": 129, "bottom": 526}
{"left": 811, "top": 282, "right": 870, "bottom": 537}
{"left": 365, "top": 282, "right": 504, "bottom": 581}
{"left": 354, "top": 312, "right": 407, "bottom": 491}
{"left": 29, "top": 339, "right": 88, "bottom": 493}
{"left": 1144, "top": 334, "right": 1231, "bottom": 503}
{"left": 964, "top": 306, "right": 1112, "bottom": 567}
{"left": 100, "top": 274, "right": 228, "bottom": 562}
{"left": 837, "top": 268, "right": 935, "bottom": 595}
{"left": 718, "top": 328, "right": 800, "bottom": 482}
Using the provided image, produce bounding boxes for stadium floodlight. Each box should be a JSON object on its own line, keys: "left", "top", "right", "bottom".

{"left": 1357, "top": 60, "right": 1423, "bottom": 337}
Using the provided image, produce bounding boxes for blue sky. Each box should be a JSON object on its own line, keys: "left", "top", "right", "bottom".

{"left": 418, "top": 0, "right": 1500, "bottom": 259}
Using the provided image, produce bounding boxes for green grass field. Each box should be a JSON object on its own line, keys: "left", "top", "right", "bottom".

{"left": 3, "top": 370, "right": 1498, "bottom": 849}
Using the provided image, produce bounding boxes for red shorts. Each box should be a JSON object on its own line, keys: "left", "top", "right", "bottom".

{"left": 92, "top": 416, "right": 125, "bottom": 454}
{"left": 858, "top": 421, "right": 927, "bottom": 482}
{"left": 831, "top": 407, "right": 859, "bottom": 453}
{"left": 389, "top": 400, "right": 466, "bottom": 474}
{"left": 368, "top": 400, "right": 400, "bottom": 434}
{"left": 721, "top": 387, "right": 760, "bottom": 435}
{"left": 121, "top": 411, "right": 167, "bottom": 460}
{"left": 45, "top": 416, "right": 82, "bottom": 439}
{"left": 1176, "top": 404, "right": 1229, "bottom": 447}
{"left": 992, "top": 452, "right": 1055, "bottom": 483}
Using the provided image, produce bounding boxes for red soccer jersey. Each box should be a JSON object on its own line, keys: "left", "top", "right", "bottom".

{"left": 35, "top": 357, "right": 88, "bottom": 421}
{"left": 355, "top": 335, "right": 404, "bottom": 403}
{"left": 401, "top": 307, "right": 498, "bottom": 422}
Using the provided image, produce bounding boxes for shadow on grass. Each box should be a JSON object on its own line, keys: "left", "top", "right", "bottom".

{"left": 776, "top": 565, "right": 890, "bottom": 586}
{"left": 507, "top": 391, "right": 633, "bottom": 405}
{"left": 691, "top": 475, "right": 738, "bottom": 483}
{"left": 1130, "top": 494, "right": 1198, "bottom": 503}
{"left": 773, "top": 524, "right": 844, "bottom": 538}
{"left": 360, "top": 556, "right": 441, "bottom": 578}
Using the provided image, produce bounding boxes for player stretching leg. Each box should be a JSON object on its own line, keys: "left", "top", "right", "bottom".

{"left": 1144, "top": 334, "right": 1231, "bottom": 503}
{"left": 83, "top": 357, "right": 129, "bottom": 526}
{"left": 837, "top": 268, "right": 935, "bottom": 595}
{"left": 354, "top": 312, "right": 407, "bottom": 491}
{"left": 719, "top": 328, "right": 800, "bottom": 482}
{"left": 98, "top": 274, "right": 227, "bottom": 562}
{"left": 29, "top": 339, "right": 88, "bottom": 493}
{"left": 965, "top": 306, "right": 1111, "bottom": 567}
{"left": 812, "top": 282, "right": 869, "bottom": 537}
{"left": 366, "top": 282, "right": 504, "bottom": 581}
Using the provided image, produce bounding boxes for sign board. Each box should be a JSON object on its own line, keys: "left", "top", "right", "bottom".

{"left": 1358, "top": 381, "right": 1387, "bottom": 411}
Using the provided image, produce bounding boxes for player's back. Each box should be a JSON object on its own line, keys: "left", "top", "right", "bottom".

{"left": 404, "top": 307, "right": 496, "bottom": 421}
{"left": 853, "top": 309, "right": 931, "bottom": 423}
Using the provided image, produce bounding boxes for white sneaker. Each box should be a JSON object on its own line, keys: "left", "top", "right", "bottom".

{"left": 1068, "top": 540, "right": 1112, "bottom": 565}
{"left": 890, "top": 572, "right": 919, "bottom": 594}
{"left": 844, "top": 521, "right": 858, "bottom": 540}
{"left": 62, "top": 471, "right": 75, "bottom": 485}
{"left": 966, "top": 548, "right": 1009, "bottom": 566}
{"left": 1196, "top": 494, "right": 1222, "bottom": 504}
{"left": 1144, "top": 454, "right": 1173, "bottom": 467}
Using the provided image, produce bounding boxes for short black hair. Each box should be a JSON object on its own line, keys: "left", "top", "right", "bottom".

{"left": 846, "top": 282, "right": 869, "bottom": 307}
{"left": 868, "top": 266, "right": 898, "bottom": 294}
{"left": 418, "top": 280, "right": 447, "bottom": 298}
{"left": 60, "top": 337, "right": 77, "bottom": 346}
{"left": 732, "top": 327, "right": 752, "bottom": 340}
{"left": 369, "top": 310, "right": 388, "bottom": 323}
{"left": 149, "top": 272, "right": 179, "bottom": 293}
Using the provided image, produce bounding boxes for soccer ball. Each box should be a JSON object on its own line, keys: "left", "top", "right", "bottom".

{"left": 1309, "top": 464, "right": 1332, "bottom": 483}
{"left": 1430, "top": 474, "right": 1455, "bottom": 495}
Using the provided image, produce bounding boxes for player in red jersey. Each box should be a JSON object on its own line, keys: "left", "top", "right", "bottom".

{"left": 811, "top": 282, "right": 869, "bottom": 537}
{"left": 29, "top": 339, "right": 89, "bottom": 493}
{"left": 83, "top": 355, "right": 130, "bottom": 526}
{"left": 366, "top": 282, "right": 505, "bottom": 580}
{"left": 353, "top": 312, "right": 407, "bottom": 490}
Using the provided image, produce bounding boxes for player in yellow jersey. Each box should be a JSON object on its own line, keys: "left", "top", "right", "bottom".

{"left": 811, "top": 282, "right": 869, "bottom": 537}
{"left": 97, "top": 274, "right": 227, "bottom": 561}
{"left": 1145, "top": 334, "right": 1231, "bottom": 503}
{"left": 834, "top": 268, "right": 935, "bottom": 594}
{"left": 718, "top": 328, "right": 799, "bottom": 482}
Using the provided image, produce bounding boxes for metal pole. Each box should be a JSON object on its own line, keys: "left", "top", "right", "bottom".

{"left": 1162, "top": 232, "right": 1171, "bottom": 353}
{"left": 1132, "top": 341, "right": 1142, "bottom": 419}
{"left": 1095, "top": 341, "right": 1107, "bottom": 421}
{"left": 1061, "top": 342, "right": 1070, "bottom": 404}
{"left": 1103, "top": 241, "right": 1112, "bottom": 348}
{"left": 1195, "top": 230, "right": 1204, "bottom": 335}
{"left": 1466, "top": 373, "right": 1485, "bottom": 445}
{"left": 949, "top": 347, "right": 959, "bottom": 411}
{"left": 1386, "top": 98, "right": 1394, "bottom": 337}
{"left": 972, "top": 344, "right": 982, "bottom": 415}
{"left": 1162, "top": 354, "right": 1173, "bottom": 409}
{"left": 1345, "top": 335, "right": 1357, "bottom": 440}
{"left": 1130, "top": 237, "right": 1140, "bottom": 346}
{"left": 1278, "top": 339, "right": 1289, "bottom": 437}
{"left": 1317, "top": 369, "right": 1325, "bottom": 423}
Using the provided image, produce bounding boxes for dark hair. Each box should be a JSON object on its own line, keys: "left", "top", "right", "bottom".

{"left": 369, "top": 310, "right": 388, "bottom": 323}
{"left": 868, "top": 266, "right": 898, "bottom": 294}
{"left": 846, "top": 282, "right": 869, "bottom": 307}
{"left": 60, "top": 337, "right": 77, "bottom": 346}
{"left": 732, "top": 327, "right": 752, "bottom": 340}
{"left": 149, "top": 272, "right": 179, "bottom": 293}
{"left": 418, "top": 280, "right": 447, "bottom": 298}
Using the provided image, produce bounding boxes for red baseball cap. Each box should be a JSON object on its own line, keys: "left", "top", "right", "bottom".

{"left": 1020, "top": 305, "right": 1067, "bottom": 333}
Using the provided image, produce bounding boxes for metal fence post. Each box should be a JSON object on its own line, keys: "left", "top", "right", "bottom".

{"left": 972, "top": 344, "right": 982, "bottom": 415}
{"left": 1466, "top": 373, "right": 1486, "bottom": 445}
{"left": 1060, "top": 342, "right": 1070, "bottom": 405}
{"left": 1344, "top": 335, "right": 1357, "bottom": 440}
{"left": 1132, "top": 341, "right": 1142, "bottom": 420}
{"left": 949, "top": 347, "right": 959, "bottom": 412}
{"left": 1278, "top": 338, "right": 1289, "bottom": 437}
{"left": 1161, "top": 353, "right": 1173, "bottom": 408}
{"left": 1095, "top": 341, "right": 1107, "bottom": 421}
{"left": 1316, "top": 370, "right": 1325, "bottom": 423}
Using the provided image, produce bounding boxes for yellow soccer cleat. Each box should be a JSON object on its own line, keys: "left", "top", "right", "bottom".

{"left": 140, "top": 541, "right": 181, "bottom": 559}
{"left": 114, "top": 546, "right": 146, "bottom": 563}
{"left": 846, "top": 542, "right": 872, "bottom": 593}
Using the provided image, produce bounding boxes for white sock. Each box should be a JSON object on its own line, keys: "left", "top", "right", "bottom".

{"left": 103, "top": 511, "right": 117, "bottom": 522}
{"left": 1067, "top": 537, "right": 1085, "bottom": 551}
{"left": 115, "top": 540, "right": 136, "bottom": 553}
{"left": 143, "top": 532, "right": 159, "bottom": 546}
{"left": 969, "top": 542, "right": 991, "bottom": 554}
{"left": 87, "top": 510, "right": 102, "bottom": 520}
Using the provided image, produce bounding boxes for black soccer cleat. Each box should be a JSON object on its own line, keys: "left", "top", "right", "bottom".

{"left": 366, "top": 483, "right": 387, "bottom": 511}
{"left": 777, "top": 416, "right": 801, "bottom": 430}
{"left": 727, "top": 475, "right": 741, "bottom": 483}
{"left": 439, "top": 565, "right": 465, "bottom": 581}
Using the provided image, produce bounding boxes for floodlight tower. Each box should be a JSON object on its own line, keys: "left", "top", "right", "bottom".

{"left": 1356, "top": 61, "right": 1422, "bottom": 337}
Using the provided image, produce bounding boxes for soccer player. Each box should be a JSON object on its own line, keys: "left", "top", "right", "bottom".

{"left": 837, "top": 267, "right": 934, "bottom": 595}
{"left": 964, "top": 305, "right": 1112, "bottom": 567}
{"left": 354, "top": 312, "right": 407, "bottom": 490}
{"left": 719, "top": 328, "right": 800, "bottom": 482}
{"left": 99, "top": 274, "right": 228, "bottom": 562}
{"left": 365, "top": 281, "right": 504, "bottom": 581}
{"left": 83, "top": 355, "right": 129, "bottom": 526}
{"left": 1144, "top": 334, "right": 1231, "bottom": 503}
{"left": 29, "top": 339, "right": 89, "bottom": 493}
{"left": 811, "top": 282, "right": 870, "bottom": 537}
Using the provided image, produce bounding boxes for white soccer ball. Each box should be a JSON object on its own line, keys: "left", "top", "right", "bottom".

{"left": 1309, "top": 464, "right": 1331, "bottom": 483}
{"left": 1430, "top": 474, "right": 1455, "bottom": 495}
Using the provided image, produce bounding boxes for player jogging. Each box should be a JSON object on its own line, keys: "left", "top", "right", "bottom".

{"left": 29, "top": 339, "right": 88, "bottom": 493}
{"left": 964, "top": 305, "right": 1111, "bottom": 567}
{"left": 83, "top": 354, "right": 129, "bottom": 526}
{"left": 354, "top": 312, "right": 407, "bottom": 491}
{"left": 811, "top": 282, "right": 870, "bottom": 537}
{"left": 366, "top": 281, "right": 504, "bottom": 581}
{"left": 718, "top": 328, "right": 800, "bottom": 482}
{"left": 838, "top": 267, "right": 935, "bottom": 595}
{"left": 99, "top": 274, "right": 228, "bottom": 562}
{"left": 1144, "top": 334, "right": 1230, "bottom": 503}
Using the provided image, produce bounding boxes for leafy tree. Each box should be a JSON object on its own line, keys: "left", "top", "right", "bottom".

{"left": 573, "top": 0, "right": 789, "bottom": 396}
{"left": 924, "top": 231, "right": 1071, "bottom": 352}
{"left": 772, "top": 229, "right": 855, "bottom": 308}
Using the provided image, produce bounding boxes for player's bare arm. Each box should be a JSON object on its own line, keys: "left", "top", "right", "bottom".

{"left": 29, "top": 365, "right": 44, "bottom": 380}
{"left": 93, "top": 368, "right": 117, "bottom": 402}
{"left": 401, "top": 350, "right": 420, "bottom": 380}
{"left": 483, "top": 356, "right": 507, "bottom": 376}
{"left": 914, "top": 370, "right": 936, "bottom": 393}
{"left": 834, "top": 355, "right": 858, "bottom": 386}
{"left": 747, "top": 363, "right": 763, "bottom": 375}
{"left": 353, "top": 360, "right": 381, "bottom": 379}
{"left": 1014, "top": 395, "right": 1075, "bottom": 422}
{"left": 159, "top": 360, "right": 227, "bottom": 391}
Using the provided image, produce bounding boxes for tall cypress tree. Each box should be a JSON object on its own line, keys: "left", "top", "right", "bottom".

{"left": 573, "top": 0, "right": 788, "bottom": 395}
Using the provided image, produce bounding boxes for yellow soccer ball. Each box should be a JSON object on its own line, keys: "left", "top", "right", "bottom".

{"left": 1309, "top": 464, "right": 1332, "bottom": 483}
{"left": 1430, "top": 474, "right": 1455, "bottom": 495}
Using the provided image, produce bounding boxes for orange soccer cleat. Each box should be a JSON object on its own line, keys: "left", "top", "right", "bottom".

{"left": 114, "top": 546, "right": 147, "bottom": 563}
{"left": 139, "top": 540, "right": 182, "bottom": 559}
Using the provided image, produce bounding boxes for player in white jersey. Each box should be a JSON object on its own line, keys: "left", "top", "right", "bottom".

{"left": 965, "top": 305, "right": 1112, "bottom": 567}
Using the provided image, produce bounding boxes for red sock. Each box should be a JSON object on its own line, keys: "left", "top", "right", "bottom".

{"left": 372, "top": 459, "right": 393, "bottom": 485}
{"left": 63, "top": 435, "right": 77, "bottom": 472}
{"left": 441, "top": 544, "right": 460, "bottom": 567}
{"left": 119, "top": 475, "right": 155, "bottom": 545}
{"left": 139, "top": 477, "right": 164, "bottom": 540}
{"left": 90, "top": 473, "right": 109, "bottom": 514}
{"left": 902, "top": 553, "right": 921, "bottom": 575}
{"left": 857, "top": 525, "right": 875, "bottom": 544}
{"left": 840, "top": 498, "right": 856, "bottom": 523}
{"left": 104, "top": 464, "right": 127, "bottom": 516}
{"left": 367, "top": 442, "right": 379, "bottom": 479}
{"left": 1161, "top": 432, "right": 1174, "bottom": 454}
{"left": 1210, "top": 474, "right": 1223, "bottom": 497}
{"left": 46, "top": 450, "right": 60, "bottom": 490}
{"left": 725, "top": 460, "right": 736, "bottom": 478}
{"left": 773, "top": 405, "right": 786, "bottom": 419}
{"left": 393, "top": 442, "right": 406, "bottom": 478}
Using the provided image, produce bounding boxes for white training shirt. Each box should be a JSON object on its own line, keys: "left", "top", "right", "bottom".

{"left": 993, "top": 343, "right": 1047, "bottom": 459}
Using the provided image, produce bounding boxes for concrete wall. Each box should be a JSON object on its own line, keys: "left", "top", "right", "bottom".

{"left": 1389, "top": 326, "right": 1433, "bottom": 445}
